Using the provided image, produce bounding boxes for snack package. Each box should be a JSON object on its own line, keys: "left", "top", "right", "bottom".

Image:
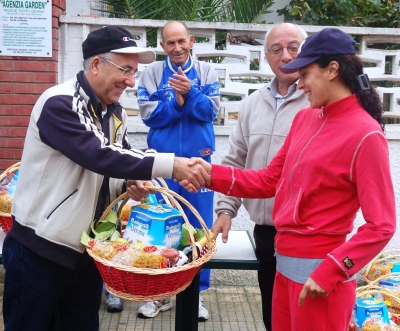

{"left": 161, "top": 247, "right": 181, "bottom": 267}
{"left": 111, "top": 246, "right": 141, "bottom": 266}
{"left": 0, "top": 170, "right": 19, "bottom": 213}
{"left": 352, "top": 298, "right": 391, "bottom": 330}
{"left": 132, "top": 245, "right": 166, "bottom": 269}
{"left": 0, "top": 193, "right": 13, "bottom": 213}
{"left": 88, "top": 239, "right": 129, "bottom": 260}
{"left": 119, "top": 199, "right": 141, "bottom": 223}
{"left": 368, "top": 262, "right": 392, "bottom": 281}
{"left": 124, "top": 202, "right": 183, "bottom": 248}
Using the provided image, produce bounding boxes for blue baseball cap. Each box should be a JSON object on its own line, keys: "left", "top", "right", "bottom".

{"left": 280, "top": 28, "right": 356, "bottom": 74}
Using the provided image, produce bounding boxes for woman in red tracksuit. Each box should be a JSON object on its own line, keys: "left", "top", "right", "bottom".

{"left": 181, "top": 28, "right": 396, "bottom": 331}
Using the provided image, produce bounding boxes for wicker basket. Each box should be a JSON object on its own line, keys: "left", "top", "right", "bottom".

{"left": 0, "top": 162, "right": 20, "bottom": 233}
{"left": 356, "top": 284, "right": 400, "bottom": 320}
{"left": 87, "top": 185, "right": 217, "bottom": 302}
{"left": 363, "top": 249, "right": 400, "bottom": 284}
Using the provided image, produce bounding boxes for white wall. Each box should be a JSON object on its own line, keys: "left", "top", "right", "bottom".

{"left": 66, "top": 0, "right": 91, "bottom": 17}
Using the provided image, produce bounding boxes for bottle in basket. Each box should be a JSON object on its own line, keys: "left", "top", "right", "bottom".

{"left": 181, "top": 232, "right": 214, "bottom": 263}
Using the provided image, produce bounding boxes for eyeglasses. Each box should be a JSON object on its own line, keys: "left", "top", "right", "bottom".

{"left": 99, "top": 57, "right": 139, "bottom": 79}
{"left": 266, "top": 45, "right": 299, "bottom": 57}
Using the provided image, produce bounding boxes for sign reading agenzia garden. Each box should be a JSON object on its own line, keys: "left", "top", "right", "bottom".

{"left": 0, "top": 0, "right": 52, "bottom": 57}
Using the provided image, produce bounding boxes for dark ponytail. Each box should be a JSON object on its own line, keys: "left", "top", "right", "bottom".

{"left": 316, "top": 55, "right": 384, "bottom": 129}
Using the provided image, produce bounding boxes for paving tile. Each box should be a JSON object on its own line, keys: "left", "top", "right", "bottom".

{"left": 0, "top": 285, "right": 265, "bottom": 331}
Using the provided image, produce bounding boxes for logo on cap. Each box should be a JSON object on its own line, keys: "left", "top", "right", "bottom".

{"left": 122, "top": 37, "right": 135, "bottom": 42}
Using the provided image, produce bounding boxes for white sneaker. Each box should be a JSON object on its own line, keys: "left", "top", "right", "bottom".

{"left": 137, "top": 298, "right": 173, "bottom": 318}
{"left": 198, "top": 296, "right": 209, "bottom": 321}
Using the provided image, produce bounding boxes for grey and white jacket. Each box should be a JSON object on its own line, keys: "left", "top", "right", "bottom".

{"left": 10, "top": 71, "right": 174, "bottom": 268}
{"left": 214, "top": 78, "right": 309, "bottom": 226}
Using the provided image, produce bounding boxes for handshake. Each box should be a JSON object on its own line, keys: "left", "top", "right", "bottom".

{"left": 125, "top": 157, "right": 212, "bottom": 201}
{"left": 172, "top": 157, "right": 212, "bottom": 192}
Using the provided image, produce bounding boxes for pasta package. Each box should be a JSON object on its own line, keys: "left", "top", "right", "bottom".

{"left": 88, "top": 239, "right": 128, "bottom": 260}
{"left": 360, "top": 323, "right": 400, "bottom": 331}
{"left": 0, "top": 193, "right": 12, "bottom": 213}
{"left": 132, "top": 245, "right": 166, "bottom": 269}
{"left": 119, "top": 199, "right": 141, "bottom": 222}
{"left": 367, "top": 262, "right": 392, "bottom": 281}
{"left": 111, "top": 247, "right": 141, "bottom": 266}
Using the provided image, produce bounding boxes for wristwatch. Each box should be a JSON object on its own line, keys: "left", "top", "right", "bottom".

{"left": 122, "top": 179, "right": 128, "bottom": 193}
{"left": 219, "top": 211, "right": 232, "bottom": 217}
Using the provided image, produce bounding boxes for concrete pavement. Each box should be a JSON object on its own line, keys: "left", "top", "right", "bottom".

{"left": 99, "top": 286, "right": 266, "bottom": 331}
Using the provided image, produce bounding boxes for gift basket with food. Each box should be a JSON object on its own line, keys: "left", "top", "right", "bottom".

{"left": 363, "top": 249, "right": 400, "bottom": 284}
{"left": 81, "top": 181, "right": 216, "bottom": 302}
{"left": 0, "top": 162, "right": 20, "bottom": 233}
{"left": 348, "top": 285, "right": 400, "bottom": 331}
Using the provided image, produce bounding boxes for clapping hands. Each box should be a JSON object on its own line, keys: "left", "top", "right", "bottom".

{"left": 168, "top": 67, "right": 191, "bottom": 106}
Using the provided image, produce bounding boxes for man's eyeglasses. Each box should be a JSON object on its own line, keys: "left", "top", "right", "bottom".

{"left": 266, "top": 45, "right": 299, "bottom": 57}
{"left": 99, "top": 57, "right": 140, "bottom": 79}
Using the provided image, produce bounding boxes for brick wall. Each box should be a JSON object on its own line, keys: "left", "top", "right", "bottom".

{"left": 0, "top": 0, "right": 66, "bottom": 172}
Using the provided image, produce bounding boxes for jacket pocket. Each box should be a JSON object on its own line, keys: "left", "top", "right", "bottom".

{"left": 47, "top": 188, "right": 78, "bottom": 219}
{"left": 292, "top": 189, "right": 314, "bottom": 230}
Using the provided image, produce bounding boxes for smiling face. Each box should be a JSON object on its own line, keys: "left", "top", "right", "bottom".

{"left": 297, "top": 62, "right": 332, "bottom": 108}
{"left": 265, "top": 23, "right": 306, "bottom": 92}
{"left": 160, "top": 22, "right": 194, "bottom": 67}
{"left": 86, "top": 53, "right": 138, "bottom": 108}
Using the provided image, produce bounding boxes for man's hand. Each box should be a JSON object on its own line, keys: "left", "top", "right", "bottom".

{"left": 298, "top": 277, "right": 328, "bottom": 306}
{"left": 211, "top": 214, "right": 232, "bottom": 243}
{"left": 168, "top": 67, "right": 192, "bottom": 96}
{"left": 173, "top": 157, "right": 211, "bottom": 192}
{"left": 175, "top": 91, "right": 185, "bottom": 106}
{"left": 125, "top": 180, "right": 152, "bottom": 201}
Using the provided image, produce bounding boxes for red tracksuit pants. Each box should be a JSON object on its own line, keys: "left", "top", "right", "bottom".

{"left": 272, "top": 271, "right": 356, "bottom": 331}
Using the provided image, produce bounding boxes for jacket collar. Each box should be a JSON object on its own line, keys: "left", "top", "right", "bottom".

{"left": 323, "top": 94, "right": 359, "bottom": 118}
{"left": 75, "top": 71, "right": 118, "bottom": 120}
{"left": 166, "top": 54, "right": 193, "bottom": 74}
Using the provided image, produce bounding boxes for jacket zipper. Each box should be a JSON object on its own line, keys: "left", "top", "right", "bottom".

{"left": 47, "top": 188, "right": 78, "bottom": 219}
{"left": 275, "top": 112, "right": 328, "bottom": 225}
{"left": 264, "top": 111, "right": 278, "bottom": 165}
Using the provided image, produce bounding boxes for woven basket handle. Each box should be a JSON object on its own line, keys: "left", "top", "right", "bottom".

{"left": 98, "top": 185, "right": 214, "bottom": 261}
{"left": 0, "top": 162, "right": 21, "bottom": 182}
{"left": 363, "top": 250, "right": 400, "bottom": 280}
{"left": 357, "top": 286, "right": 400, "bottom": 307}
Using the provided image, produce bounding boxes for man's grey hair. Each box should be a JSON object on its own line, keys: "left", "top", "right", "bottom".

{"left": 161, "top": 21, "right": 191, "bottom": 42}
{"left": 82, "top": 52, "right": 116, "bottom": 72}
{"left": 264, "top": 23, "right": 308, "bottom": 52}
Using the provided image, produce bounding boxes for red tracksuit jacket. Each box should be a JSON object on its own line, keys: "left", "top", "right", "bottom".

{"left": 209, "top": 94, "right": 396, "bottom": 293}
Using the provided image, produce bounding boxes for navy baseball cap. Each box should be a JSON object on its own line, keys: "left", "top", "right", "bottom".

{"left": 280, "top": 28, "right": 356, "bottom": 74}
{"left": 82, "top": 26, "right": 156, "bottom": 64}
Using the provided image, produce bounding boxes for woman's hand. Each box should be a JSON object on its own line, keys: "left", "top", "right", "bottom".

{"left": 298, "top": 277, "right": 328, "bottom": 306}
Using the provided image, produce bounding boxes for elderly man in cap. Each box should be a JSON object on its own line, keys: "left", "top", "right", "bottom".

{"left": 2, "top": 25, "right": 209, "bottom": 331}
